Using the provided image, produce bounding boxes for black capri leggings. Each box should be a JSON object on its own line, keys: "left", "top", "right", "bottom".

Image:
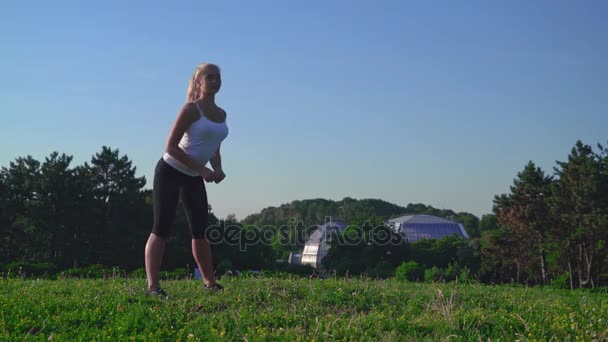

{"left": 152, "top": 158, "right": 208, "bottom": 240}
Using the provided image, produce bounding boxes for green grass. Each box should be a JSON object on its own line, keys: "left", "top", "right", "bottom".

{"left": 1, "top": 276, "right": 607, "bottom": 341}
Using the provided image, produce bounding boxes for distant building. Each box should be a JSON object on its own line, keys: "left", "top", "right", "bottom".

{"left": 289, "top": 218, "right": 347, "bottom": 269}
{"left": 288, "top": 253, "right": 302, "bottom": 265}
{"left": 385, "top": 214, "right": 469, "bottom": 242}
{"left": 288, "top": 215, "right": 468, "bottom": 269}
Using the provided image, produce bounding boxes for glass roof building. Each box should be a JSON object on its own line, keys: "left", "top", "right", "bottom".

{"left": 385, "top": 214, "right": 469, "bottom": 242}
{"left": 297, "top": 219, "right": 347, "bottom": 269}
{"left": 289, "top": 215, "right": 469, "bottom": 269}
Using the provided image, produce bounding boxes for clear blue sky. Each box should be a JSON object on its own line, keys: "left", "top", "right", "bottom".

{"left": 1, "top": 0, "right": 607, "bottom": 220}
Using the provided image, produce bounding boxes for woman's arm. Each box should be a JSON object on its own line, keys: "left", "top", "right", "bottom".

{"left": 209, "top": 145, "right": 222, "bottom": 172}
{"left": 208, "top": 145, "right": 226, "bottom": 183}
{"left": 165, "top": 103, "right": 213, "bottom": 178}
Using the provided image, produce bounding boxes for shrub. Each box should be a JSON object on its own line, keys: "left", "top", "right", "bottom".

{"left": 271, "top": 263, "right": 315, "bottom": 277}
{"left": 215, "top": 259, "right": 234, "bottom": 276}
{"left": 3, "top": 262, "right": 58, "bottom": 278}
{"left": 367, "top": 260, "right": 394, "bottom": 279}
{"left": 160, "top": 267, "right": 189, "bottom": 280}
{"left": 444, "top": 262, "right": 460, "bottom": 281}
{"left": 424, "top": 266, "right": 444, "bottom": 282}
{"left": 61, "top": 264, "right": 113, "bottom": 278}
{"left": 458, "top": 266, "right": 476, "bottom": 283}
{"left": 550, "top": 272, "right": 571, "bottom": 289}
{"left": 395, "top": 261, "right": 424, "bottom": 282}
{"left": 129, "top": 268, "right": 146, "bottom": 278}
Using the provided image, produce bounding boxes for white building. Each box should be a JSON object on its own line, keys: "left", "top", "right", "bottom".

{"left": 290, "top": 219, "right": 347, "bottom": 269}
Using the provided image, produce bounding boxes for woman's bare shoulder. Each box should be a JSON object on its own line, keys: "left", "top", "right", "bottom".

{"left": 181, "top": 101, "right": 202, "bottom": 120}
{"left": 217, "top": 106, "right": 227, "bottom": 120}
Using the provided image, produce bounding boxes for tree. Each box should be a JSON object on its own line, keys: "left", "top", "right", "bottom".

{"left": 479, "top": 227, "right": 520, "bottom": 283}
{"left": 454, "top": 213, "right": 480, "bottom": 238}
{"left": 84, "top": 146, "right": 147, "bottom": 267}
{"left": 323, "top": 223, "right": 408, "bottom": 276}
{"left": 0, "top": 170, "right": 8, "bottom": 264}
{"left": 0, "top": 156, "right": 49, "bottom": 263}
{"left": 410, "top": 235, "right": 478, "bottom": 272}
{"left": 492, "top": 161, "right": 553, "bottom": 284}
{"left": 550, "top": 141, "right": 607, "bottom": 288}
{"left": 479, "top": 214, "right": 499, "bottom": 233}
{"left": 395, "top": 261, "right": 424, "bottom": 281}
{"left": 36, "top": 152, "right": 81, "bottom": 267}
{"left": 596, "top": 142, "right": 608, "bottom": 286}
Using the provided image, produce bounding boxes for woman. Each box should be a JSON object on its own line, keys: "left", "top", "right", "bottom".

{"left": 145, "top": 63, "right": 229, "bottom": 297}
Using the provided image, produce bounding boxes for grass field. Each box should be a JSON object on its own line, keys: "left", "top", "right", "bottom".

{"left": 1, "top": 276, "right": 607, "bottom": 341}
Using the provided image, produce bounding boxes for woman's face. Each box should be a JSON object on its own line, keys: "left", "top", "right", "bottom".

{"left": 200, "top": 66, "right": 221, "bottom": 95}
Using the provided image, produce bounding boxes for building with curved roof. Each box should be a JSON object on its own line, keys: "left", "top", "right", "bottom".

{"left": 288, "top": 214, "right": 469, "bottom": 269}
{"left": 290, "top": 218, "right": 347, "bottom": 269}
{"left": 385, "top": 214, "right": 469, "bottom": 242}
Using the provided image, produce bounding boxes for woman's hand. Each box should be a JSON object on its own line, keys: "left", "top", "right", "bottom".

{"left": 212, "top": 169, "right": 226, "bottom": 183}
{"left": 205, "top": 169, "right": 226, "bottom": 183}
{"left": 197, "top": 166, "right": 214, "bottom": 180}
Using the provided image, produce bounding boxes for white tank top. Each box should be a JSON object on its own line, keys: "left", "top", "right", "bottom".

{"left": 163, "top": 102, "right": 229, "bottom": 176}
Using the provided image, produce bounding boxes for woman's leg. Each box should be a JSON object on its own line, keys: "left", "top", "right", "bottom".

{"left": 192, "top": 238, "right": 216, "bottom": 287}
{"left": 180, "top": 178, "right": 217, "bottom": 287}
{"left": 145, "top": 233, "right": 166, "bottom": 291}
{"left": 146, "top": 160, "right": 180, "bottom": 291}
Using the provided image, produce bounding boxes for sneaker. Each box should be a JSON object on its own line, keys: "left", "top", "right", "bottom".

{"left": 146, "top": 287, "right": 169, "bottom": 299}
{"left": 204, "top": 283, "right": 224, "bottom": 291}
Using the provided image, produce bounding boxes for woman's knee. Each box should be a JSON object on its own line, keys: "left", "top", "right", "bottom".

{"left": 152, "top": 223, "right": 171, "bottom": 240}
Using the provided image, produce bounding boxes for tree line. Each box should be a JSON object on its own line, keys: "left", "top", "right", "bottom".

{"left": 487, "top": 140, "right": 608, "bottom": 288}
{"left": 1, "top": 141, "right": 606, "bottom": 287}
{"left": 322, "top": 140, "right": 608, "bottom": 288}
{"left": 0, "top": 147, "right": 274, "bottom": 274}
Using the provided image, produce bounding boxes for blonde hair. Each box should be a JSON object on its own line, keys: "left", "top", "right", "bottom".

{"left": 186, "top": 63, "right": 221, "bottom": 101}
